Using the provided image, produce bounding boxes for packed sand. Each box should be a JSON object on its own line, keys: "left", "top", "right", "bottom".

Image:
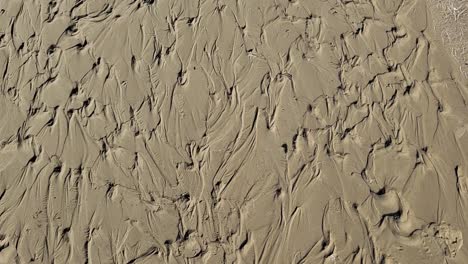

{"left": 429, "top": 0, "right": 468, "bottom": 79}
{"left": 0, "top": 0, "right": 467, "bottom": 263}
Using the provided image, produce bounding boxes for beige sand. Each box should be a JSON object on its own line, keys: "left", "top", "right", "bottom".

{"left": 429, "top": 0, "right": 468, "bottom": 79}
{"left": 0, "top": 0, "right": 467, "bottom": 263}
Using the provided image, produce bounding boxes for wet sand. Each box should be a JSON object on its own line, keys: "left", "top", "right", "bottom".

{"left": 0, "top": 0, "right": 467, "bottom": 263}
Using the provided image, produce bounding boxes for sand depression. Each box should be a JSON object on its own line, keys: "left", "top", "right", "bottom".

{"left": 0, "top": 0, "right": 467, "bottom": 263}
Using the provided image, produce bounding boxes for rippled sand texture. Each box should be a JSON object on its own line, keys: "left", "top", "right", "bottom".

{"left": 0, "top": 0, "right": 467, "bottom": 263}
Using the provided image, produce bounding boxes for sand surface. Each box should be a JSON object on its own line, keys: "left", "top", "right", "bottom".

{"left": 0, "top": 0, "right": 467, "bottom": 263}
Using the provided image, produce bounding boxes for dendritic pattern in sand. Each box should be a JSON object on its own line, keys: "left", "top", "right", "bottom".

{"left": 0, "top": 0, "right": 467, "bottom": 263}
{"left": 427, "top": 0, "right": 468, "bottom": 79}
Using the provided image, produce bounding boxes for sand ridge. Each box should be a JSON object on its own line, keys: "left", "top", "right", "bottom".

{"left": 0, "top": 0, "right": 467, "bottom": 263}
